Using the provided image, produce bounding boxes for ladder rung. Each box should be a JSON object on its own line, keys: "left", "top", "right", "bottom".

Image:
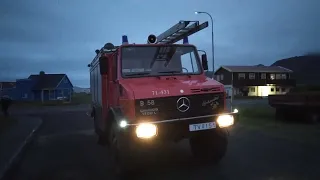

{"left": 156, "top": 21, "right": 192, "bottom": 43}
{"left": 158, "top": 21, "right": 208, "bottom": 44}
{"left": 156, "top": 21, "right": 203, "bottom": 44}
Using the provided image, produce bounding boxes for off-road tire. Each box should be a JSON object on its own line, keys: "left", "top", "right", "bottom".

{"left": 108, "top": 121, "right": 133, "bottom": 180}
{"left": 189, "top": 130, "right": 228, "bottom": 164}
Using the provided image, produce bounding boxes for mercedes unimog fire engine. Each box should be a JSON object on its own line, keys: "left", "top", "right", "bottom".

{"left": 88, "top": 20, "right": 238, "bottom": 176}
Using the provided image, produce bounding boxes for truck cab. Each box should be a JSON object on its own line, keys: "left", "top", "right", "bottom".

{"left": 88, "top": 20, "right": 238, "bottom": 176}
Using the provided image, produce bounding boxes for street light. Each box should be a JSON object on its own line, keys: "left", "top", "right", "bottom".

{"left": 195, "top": 11, "right": 214, "bottom": 78}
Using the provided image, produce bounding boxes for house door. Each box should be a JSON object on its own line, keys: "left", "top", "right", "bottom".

{"left": 49, "top": 90, "right": 55, "bottom": 100}
{"left": 259, "top": 86, "right": 270, "bottom": 97}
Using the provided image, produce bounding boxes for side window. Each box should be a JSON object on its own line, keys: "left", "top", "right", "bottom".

{"left": 238, "top": 73, "right": 245, "bottom": 79}
{"left": 281, "top": 74, "right": 287, "bottom": 79}
{"left": 95, "top": 66, "right": 99, "bottom": 103}
{"left": 261, "top": 73, "right": 266, "bottom": 79}
{"left": 113, "top": 54, "right": 117, "bottom": 80}
{"left": 249, "top": 73, "right": 255, "bottom": 79}
{"left": 97, "top": 64, "right": 102, "bottom": 105}
{"left": 270, "top": 74, "right": 275, "bottom": 80}
{"left": 181, "top": 52, "right": 199, "bottom": 73}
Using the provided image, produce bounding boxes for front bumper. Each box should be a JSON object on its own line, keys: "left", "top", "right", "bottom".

{"left": 117, "top": 111, "right": 239, "bottom": 148}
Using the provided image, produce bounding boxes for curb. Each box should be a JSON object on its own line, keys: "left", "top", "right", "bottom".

{"left": 0, "top": 118, "right": 43, "bottom": 180}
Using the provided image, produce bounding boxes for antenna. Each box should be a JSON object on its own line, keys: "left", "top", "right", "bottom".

{"left": 156, "top": 20, "right": 208, "bottom": 44}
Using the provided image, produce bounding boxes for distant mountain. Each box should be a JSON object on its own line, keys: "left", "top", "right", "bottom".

{"left": 73, "top": 86, "right": 90, "bottom": 93}
{"left": 271, "top": 54, "right": 320, "bottom": 85}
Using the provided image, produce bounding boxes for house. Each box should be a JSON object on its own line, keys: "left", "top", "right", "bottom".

{"left": 214, "top": 65, "right": 296, "bottom": 97}
{"left": 2, "top": 72, "right": 74, "bottom": 101}
{"left": 0, "top": 82, "right": 16, "bottom": 98}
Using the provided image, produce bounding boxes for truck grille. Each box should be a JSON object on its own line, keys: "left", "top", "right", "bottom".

{"left": 135, "top": 93, "right": 224, "bottom": 121}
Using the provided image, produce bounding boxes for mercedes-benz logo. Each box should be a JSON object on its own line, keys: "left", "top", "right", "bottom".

{"left": 176, "top": 97, "right": 190, "bottom": 112}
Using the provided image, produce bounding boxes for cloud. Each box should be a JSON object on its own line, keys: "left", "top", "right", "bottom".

{"left": 0, "top": 0, "right": 319, "bottom": 87}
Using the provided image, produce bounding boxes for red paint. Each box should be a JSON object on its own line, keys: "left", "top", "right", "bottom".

{"left": 93, "top": 44, "right": 226, "bottom": 131}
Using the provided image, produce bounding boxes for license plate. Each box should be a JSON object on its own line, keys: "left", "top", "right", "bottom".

{"left": 189, "top": 122, "right": 216, "bottom": 132}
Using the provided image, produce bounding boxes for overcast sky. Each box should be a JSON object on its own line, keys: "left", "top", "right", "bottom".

{"left": 1, "top": 0, "right": 319, "bottom": 87}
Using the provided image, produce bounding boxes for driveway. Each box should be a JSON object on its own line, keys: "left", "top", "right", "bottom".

{"left": 226, "top": 98, "right": 268, "bottom": 111}
{"left": 8, "top": 108, "right": 320, "bottom": 180}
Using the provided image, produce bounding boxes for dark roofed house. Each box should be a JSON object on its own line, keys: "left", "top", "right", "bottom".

{"left": 10, "top": 72, "right": 74, "bottom": 102}
{"left": 214, "top": 65, "right": 296, "bottom": 97}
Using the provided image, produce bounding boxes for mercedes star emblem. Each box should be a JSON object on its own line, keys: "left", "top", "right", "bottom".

{"left": 176, "top": 97, "right": 190, "bottom": 112}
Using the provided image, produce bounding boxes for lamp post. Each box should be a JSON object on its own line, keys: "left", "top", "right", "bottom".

{"left": 195, "top": 11, "right": 214, "bottom": 78}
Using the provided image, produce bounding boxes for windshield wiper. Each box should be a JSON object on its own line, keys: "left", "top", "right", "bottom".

{"left": 124, "top": 72, "right": 151, "bottom": 76}
{"left": 158, "top": 71, "right": 181, "bottom": 74}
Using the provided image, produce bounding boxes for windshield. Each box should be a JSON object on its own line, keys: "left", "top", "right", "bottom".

{"left": 121, "top": 46, "right": 202, "bottom": 77}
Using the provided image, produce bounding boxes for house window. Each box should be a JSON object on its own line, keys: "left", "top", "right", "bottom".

{"left": 270, "top": 74, "right": 275, "bottom": 80}
{"left": 220, "top": 74, "right": 224, "bottom": 80}
{"left": 22, "top": 93, "right": 28, "bottom": 98}
{"left": 238, "top": 73, "right": 245, "bottom": 79}
{"left": 250, "top": 88, "right": 255, "bottom": 92}
{"left": 249, "top": 73, "right": 255, "bottom": 79}
{"left": 216, "top": 75, "right": 220, "bottom": 81}
{"left": 276, "top": 74, "right": 281, "bottom": 79}
{"left": 271, "top": 88, "right": 274, "bottom": 92}
{"left": 261, "top": 73, "right": 266, "bottom": 79}
{"left": 63, "top": 78, "right": 68, "bottom": 83}
{"left": 276, "top": 88, "right": 279, "bottom": 92}
{"left": 281, "top": 74, "right": 287, "bottom": 79}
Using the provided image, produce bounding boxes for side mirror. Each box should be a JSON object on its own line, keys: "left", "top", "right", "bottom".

{"left": 201, "top": 54, "right": 208, "bottom": 70}
{"left": 99, "top": 56, "right": 108, "bottom": 74}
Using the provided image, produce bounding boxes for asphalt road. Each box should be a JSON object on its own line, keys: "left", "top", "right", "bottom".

{"left": 10, "top": 107, "right": 320, "bottom": 180}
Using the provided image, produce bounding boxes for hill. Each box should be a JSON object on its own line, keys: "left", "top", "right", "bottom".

{"left": 272, "top": 54, "right": 320, "bottom": 85}
{"left": 73, "top": 86, "right": 90, "bottom": 93}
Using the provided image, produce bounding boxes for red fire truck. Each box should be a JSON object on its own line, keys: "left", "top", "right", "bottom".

{"left": 88, "top": 20, "right": 238, "bottom": 176}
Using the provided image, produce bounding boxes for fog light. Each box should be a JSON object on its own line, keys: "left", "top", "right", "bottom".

{"left": 217, "top": 115, "right": 234, "bottom": 128}
{"left": 119, "top": 120, "right": 128, "bottom": 128}
{"left": 136, "top": 123, "right": 157, "bottom": 139}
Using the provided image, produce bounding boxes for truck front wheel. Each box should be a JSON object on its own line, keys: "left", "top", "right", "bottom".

{"left": 108, "top": 121, "right": 132, "bottom": 179}
{"left": 189, "top": 130, "right": 228, "bottom": 164}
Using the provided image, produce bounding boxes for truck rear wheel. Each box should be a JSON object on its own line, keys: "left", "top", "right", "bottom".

{"left": 189, "top": 130, "right": 228, "bottom": 164}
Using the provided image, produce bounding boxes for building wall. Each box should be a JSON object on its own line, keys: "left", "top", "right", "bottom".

{"left": 56, "top": 75, "right": 73, "bottom": 101}
{"left": 247, "top": 85, "right": 291, "bottom": 97}
{"left": 15, "top": 79, "right": 36, "bottom": 101}
{"left": 214, "top": 68, "right": 232, "bottom": 85}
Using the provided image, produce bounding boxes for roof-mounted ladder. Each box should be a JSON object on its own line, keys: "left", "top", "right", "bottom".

{"left": 156, "top": 20, "right": 209, "bottom": 44}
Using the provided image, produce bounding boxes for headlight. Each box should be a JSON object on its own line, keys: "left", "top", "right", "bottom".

{"left": 135, "top": 123, "right": 157, "bottom": 139}
{"left": 217, "top": 115, "right": 234, "bottom": 128}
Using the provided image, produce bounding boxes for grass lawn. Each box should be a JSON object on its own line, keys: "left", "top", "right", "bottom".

{"left": 238, "top": 105, "right": 320, "bottom": 145}
{"left": 0, "top": 115, "right": 16, "bottom": 135}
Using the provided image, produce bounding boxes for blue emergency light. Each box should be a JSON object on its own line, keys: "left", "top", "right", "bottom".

{"left": 183, "top": 37, "right": 189, "bottom": 44}
{"left": 122, "top": 35, "right": 129, "bottom": 44}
